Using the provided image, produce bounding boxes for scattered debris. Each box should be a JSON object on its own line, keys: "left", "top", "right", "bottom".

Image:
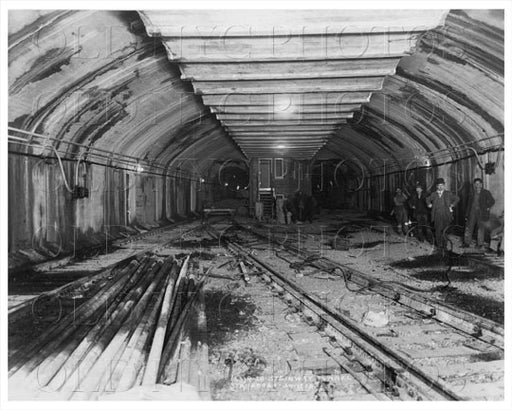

{"left": 362, "top": 310, "right": 389, "bottom": 328}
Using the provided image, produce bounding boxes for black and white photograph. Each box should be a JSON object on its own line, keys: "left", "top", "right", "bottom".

{"left": 1, "top": 1, "right": 510, "bottom": 408}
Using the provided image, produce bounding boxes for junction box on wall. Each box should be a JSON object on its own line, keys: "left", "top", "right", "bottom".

{"left": 72, "top": 185, "right": 89, "bottom": 199}
{"left": 484, "top": 162, "right": 496, "bottom": 175}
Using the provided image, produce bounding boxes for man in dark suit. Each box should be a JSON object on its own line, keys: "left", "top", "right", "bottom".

{"left": 283, "top": 195, "right": 294, "bottom": 224}
{"left": 463, "top": 178, "right": 495, "bottom": 249}
{"left": 408, "top": 183, "right": 431, "bottom": 242}
{"left": 426, "top": 178, "right": 460, "bottom": 250}
{"left": 393, "top": 187, "right": 409, "bottom": 235}
{"left": 301, "top": 195, "right": 313, "bottom": 223}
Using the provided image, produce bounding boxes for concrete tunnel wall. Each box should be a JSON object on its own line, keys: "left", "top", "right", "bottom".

{"left": 7, "top": 10, "right": 244, "bottom": 258}
{"left": 7, "top": 10, "right": 505, "bottom": 259}
{"left": 315, "top": 10, "right": 504, "bottom": 223}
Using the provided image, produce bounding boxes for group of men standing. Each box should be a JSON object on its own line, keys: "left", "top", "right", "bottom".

{"left": 393, "top": 178, "right": 498, "bottom": 252}
{"left": 282, "top": 190, "right": 316, "bottom": 224}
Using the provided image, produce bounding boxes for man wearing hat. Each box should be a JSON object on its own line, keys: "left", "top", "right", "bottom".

{"left": 426, "top": 178, "right": 460, "bottom": 250}
{"left": 463, "top": 178, "right": 495, "bottom": 249}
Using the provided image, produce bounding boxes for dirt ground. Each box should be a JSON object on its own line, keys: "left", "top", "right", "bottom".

{"left": 177, "top": 220, "right": 504, "bottom": 400}
{"left": 241, "top": 210, "right": 504, "bottom": 324}
{"left": 203, "top": 262, "right": 375, "bottom": 400}
{"left": 8, "top": 217, "right": 504, "bottom": 400}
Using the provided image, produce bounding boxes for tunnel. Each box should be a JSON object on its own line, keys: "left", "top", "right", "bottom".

{"left": 4, "top": 7, "right": 508, "bottom": 405}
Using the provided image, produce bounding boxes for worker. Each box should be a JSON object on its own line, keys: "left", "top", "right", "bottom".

{"left": 295, "top": 190, "right": 306, "bottom": 222}
{"left": 489, "top": 211, "right": 504, "bottom": 256}
{"left": 283, "top": 195, "right": 293, "bottom": 224}
{"left": 426, "top": 178, "right": 460, "bottom": 250}
{"left": 408, "top": 183, "right": 431, "bottom": 242}
{"left": 304, "top": 195, "right": 317, "bottom": 223}
{"left": 463, "top": 178, "right": 495, "bottom": 249}
{"left": 392, "top": 187, "right": 408, "bottom": 235}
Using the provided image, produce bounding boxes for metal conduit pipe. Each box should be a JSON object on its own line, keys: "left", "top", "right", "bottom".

{"left": 8, "top": 127, "right": 195, "bottom": 178}
{"left": 9, "top": 138, "right": 149, "bottom": 173}
{"left": 465, "top": 146, "right": 485, "bottom": 170}
{"left": 365, "top": 137, "right": 503, "bottom": 174}
{"left": 8, "top": 127, "right": 137, "bottom": 159}
{"left": 9, "top": 139, "right": 221, "bottom": 185}
{"left": 47, "top": 144, "right": 74, "bottom": 193}
{"left": 8, "top": 132, "right": 202, "bottom": 180}
{"left": 9, "top": 126, "right": 216, "bottom": 182}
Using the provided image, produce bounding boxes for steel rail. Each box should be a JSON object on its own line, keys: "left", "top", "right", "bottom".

{"left": 228, "top": 243, "right": 462, "bottom": 399}
{"left": 207, "top": 225, "right": 470, "bottom": 401}
{"left": 235, "top": 221, "right": 504, "bottom": 349}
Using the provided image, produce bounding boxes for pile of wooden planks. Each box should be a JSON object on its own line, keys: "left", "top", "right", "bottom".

{"left": 8, "top": 252, "right": 209, "bottom": 400}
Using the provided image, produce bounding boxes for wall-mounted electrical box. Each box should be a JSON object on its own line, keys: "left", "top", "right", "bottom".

{"left": 72, "top": 185, "right": 89, "bottom": 199}
{"left": 485, "top": 162, "right": 496, "bottom": 175}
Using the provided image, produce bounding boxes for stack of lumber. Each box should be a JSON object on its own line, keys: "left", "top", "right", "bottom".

{"left": 8, "top": 252, "right": 209, "bottom": 400}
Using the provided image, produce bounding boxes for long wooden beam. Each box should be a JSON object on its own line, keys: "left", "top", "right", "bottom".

{"left": 217, "top": 112, "right": 353, "bottom": 121}
{"left": 231, "top": 134, "right": 332, "bottom": 139}
{"left": 233, "top": 138, "right": 329, "bottom": 142}
{"left": 229, "top": 129, "right": 334, "bottom": 134}
{"left": 243, "top": 147, "right": 319, "bottom": 150}
{"left": 232, "top": 130, "right": 332, "bottom": 134}
{"left": 245, "top": 153, "right": 318, "bottom": 155}
{"left": 212, "top": 104, "right": 361, "bottom": 114}
{"left": 237, "top": 145, "right": 328, "bottom": 150}
{"left": 140, "top": 10, "right": 448, "bottom": 37}
{"left": 180, "top": 59, "right": 399, "bottom": 81}
{"left": 239, "top": 147, "right": 326, "bottom": 151}
{"left": 244, "top": 156, "right": 317, "bottom": 159}
{"left": 219, "top": 113, "right": 353, "bottom": 121}
{"left": 161, "top": 37, "right": 416, "bottom": 62}
{"left": 226, "top": 126, "right": 339, "bottom": 132}
{"left": 236, "top": 144, "right": 328, "bottom": 149}
{"left": 238, "top": 146, "right": 326, "bottom": 150}
{"left": 231, "top": 133, "right": 332, "bottom": 137}
{"left": 234, "top": 140, "right": 329, "bottom": 145}
{"left": 193, "top": 77, "right": 384, "bottom": 94}
{"left": 242, "top": 152, "right": 320, "bottom": 158}
{"left": 202, "top": 93, "right": 371, "bottom": 106}
{"left": 242, "top": 149, "right": 320, "bottom": 152}
{"left": 243, "top": 146, "right": 322, "bottom": 149}
{"left": 239, "top": 146, "right": 325, "bottom": 149}
{"left": 242, "top": 152, "right": 320, "bottom": 157}
{"left": 222, "top": 120, "right": 346, "bottom": 127}
{"left": 227, "top": 131, "right": 337, "bottom": 135}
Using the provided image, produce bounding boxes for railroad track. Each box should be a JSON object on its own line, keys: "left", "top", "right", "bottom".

{"left": 237, "top": 221, "right": 503, "bottom": 347}
{"left": 8, "top": 218, "right": 504, "bottom": 400}
{"left": 206, "top": 221, "right": 504, "bottom": 401}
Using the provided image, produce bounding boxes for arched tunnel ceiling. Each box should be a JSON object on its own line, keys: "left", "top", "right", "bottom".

{"left": 318, "top": 9, "right": 504, "bottom": 172}
{"left": 8, "top": 9, "right": 504, "bottom": 174}
{"left": 139, "top": 10, "right": 449, "bottom": 160}
{"left": 8, "top": 10, "right": 244, "bottom": 175}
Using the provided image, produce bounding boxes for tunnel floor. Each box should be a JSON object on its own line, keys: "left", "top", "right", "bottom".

{"left": 8, "top": 211, "right": 504, "bottom": 400}
{"left": 8, "top": 210, "right": 504, "bottom": 327}
{"left": 240, "top": 210, "right": 504, "bottom": 324}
